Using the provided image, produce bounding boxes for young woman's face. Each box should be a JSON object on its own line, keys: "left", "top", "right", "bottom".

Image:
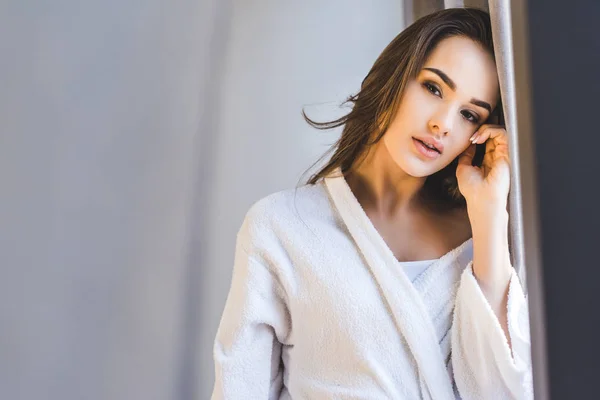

{"left": 383, "top": 35, "right": 499, "bottom": 177}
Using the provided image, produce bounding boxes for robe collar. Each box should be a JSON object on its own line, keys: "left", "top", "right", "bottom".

{"left": 324, "top": 167, "right": 472, "bottom": 399}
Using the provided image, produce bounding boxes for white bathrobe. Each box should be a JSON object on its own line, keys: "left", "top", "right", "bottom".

{"left": 212, "top": 169, "right": 533, "bottom": 399}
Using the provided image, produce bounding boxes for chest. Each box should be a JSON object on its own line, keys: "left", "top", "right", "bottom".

{"left": 285, "top": 232, "right": 466, "bottom": 382}
{"left": 368, "top": 209, "right": 472, "bottom": 262}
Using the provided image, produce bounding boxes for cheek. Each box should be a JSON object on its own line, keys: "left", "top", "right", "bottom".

{"left": 451, "top": 122, "right": 478, "bottom": 149}
{"left": 442, "top": 141, "right": 472, "bottom": 165}
{"left": 396, "top": 85, "right": 432, "bottom": 122}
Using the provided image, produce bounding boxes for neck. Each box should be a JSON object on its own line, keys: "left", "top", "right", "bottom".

{"left": 345, "top": 141, "right": 427, "bottom": 217}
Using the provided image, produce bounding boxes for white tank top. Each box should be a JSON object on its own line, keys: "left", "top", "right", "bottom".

{"left": 397, "top": 259, "right": 437, "bottom": 282}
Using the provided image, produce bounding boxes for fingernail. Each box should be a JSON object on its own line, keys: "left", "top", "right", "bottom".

{"left": 470, "top": 134, "right": 478, "bottom": 142}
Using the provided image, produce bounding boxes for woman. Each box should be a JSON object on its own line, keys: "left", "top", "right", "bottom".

{"left": 212, "top": 8, "right": 532, "bottom": 400}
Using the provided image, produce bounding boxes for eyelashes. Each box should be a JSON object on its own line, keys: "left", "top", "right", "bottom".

{"left": 421, "top": 81, "right": 481, "bottom": 124}
{"left": 461, "top": 110, "right": 479, "bottom": 123}
{"left": 423, "top": 81, "right": 441, "bottom": 97}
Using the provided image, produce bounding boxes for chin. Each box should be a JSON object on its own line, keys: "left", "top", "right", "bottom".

{"left": 384, "top": 137, "right": 451, "bottom": 178}
{"left": 393, "top": 154, "right": 446, "bottom": 178}
{"left": 393, "top": 159, "right": 434, "bottom": 178}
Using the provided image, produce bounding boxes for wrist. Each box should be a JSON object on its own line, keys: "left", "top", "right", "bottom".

{"left": 467, "top": 203, "right": 508, "bottom": 230}
{"left": 469, "top": 209, "right": 512, "bottom": 292}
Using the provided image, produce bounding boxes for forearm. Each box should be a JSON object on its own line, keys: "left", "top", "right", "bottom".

{"left": 468, "top": 206, "right": 513, "bottom": 350}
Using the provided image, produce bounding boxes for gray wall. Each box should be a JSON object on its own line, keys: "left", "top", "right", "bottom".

{"left": 1, "top": 1, "right": 209, "bottom": 399}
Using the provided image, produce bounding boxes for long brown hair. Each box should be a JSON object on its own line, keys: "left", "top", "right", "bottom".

{"left": 302, "top": 8, "right": 503, "bottom": 211}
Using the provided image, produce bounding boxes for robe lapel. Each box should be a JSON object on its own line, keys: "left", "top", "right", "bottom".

{"left": 324, "top": 169, "right": 456, "bottom": 400}
{"left": 412, "top": 240, "right": 473, "bottom": 366}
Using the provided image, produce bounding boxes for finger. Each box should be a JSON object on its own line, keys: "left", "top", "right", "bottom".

{"left": 482, "top": 145, "right": 511, "bottom": 172}
{"left": 486, "top": 142, "right": 509, "bottom": 154}
{"left": 493, "top": 145, "right": 511, "bottom": 166}
{"left": 470, "top": 126, "right": 507, "bottom": 145}
{"left": 458, "top": 143, "right": 477, "bottom": 166}
{"left": 473, "top": 128, "right": 506, "bottom": 145}
{"left": 483, "top": 142, "right": 510, "bottom": 160}
{"left": 469, "top": 124, "right": 498, "bottom": 142}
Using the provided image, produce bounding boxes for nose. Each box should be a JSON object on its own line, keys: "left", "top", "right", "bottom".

{"left": 428, "top": 108, "right": 454, "bottom": 137}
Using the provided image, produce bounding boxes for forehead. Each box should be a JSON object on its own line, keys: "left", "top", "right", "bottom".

{"left": 423, "top": 36, "right": 499, "bottom": 105}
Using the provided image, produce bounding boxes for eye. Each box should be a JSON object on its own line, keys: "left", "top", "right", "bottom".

{"left": 461, "top": 110, "right": 480, "bottom": 124}
{"left": 422, "top": 82, "right": 441, "bottom": 97}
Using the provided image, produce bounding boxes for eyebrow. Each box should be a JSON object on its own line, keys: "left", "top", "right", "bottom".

{"left": 423, "top": 67, "right": 492, "bottom": 113}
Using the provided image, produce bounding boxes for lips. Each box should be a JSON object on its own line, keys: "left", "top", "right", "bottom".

{"left": 412, "top": 137, "right": 442, "bottom": 160}
{"left": 413, "top": 136, "right": 444, "bottom": 154}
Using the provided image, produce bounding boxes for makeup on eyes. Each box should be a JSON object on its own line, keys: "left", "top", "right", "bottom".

{"left": 421, "top": 80, "right": 481, "bottom": 124}
{"left": 421, "top": 67, "right": 493, "bottom": 114}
